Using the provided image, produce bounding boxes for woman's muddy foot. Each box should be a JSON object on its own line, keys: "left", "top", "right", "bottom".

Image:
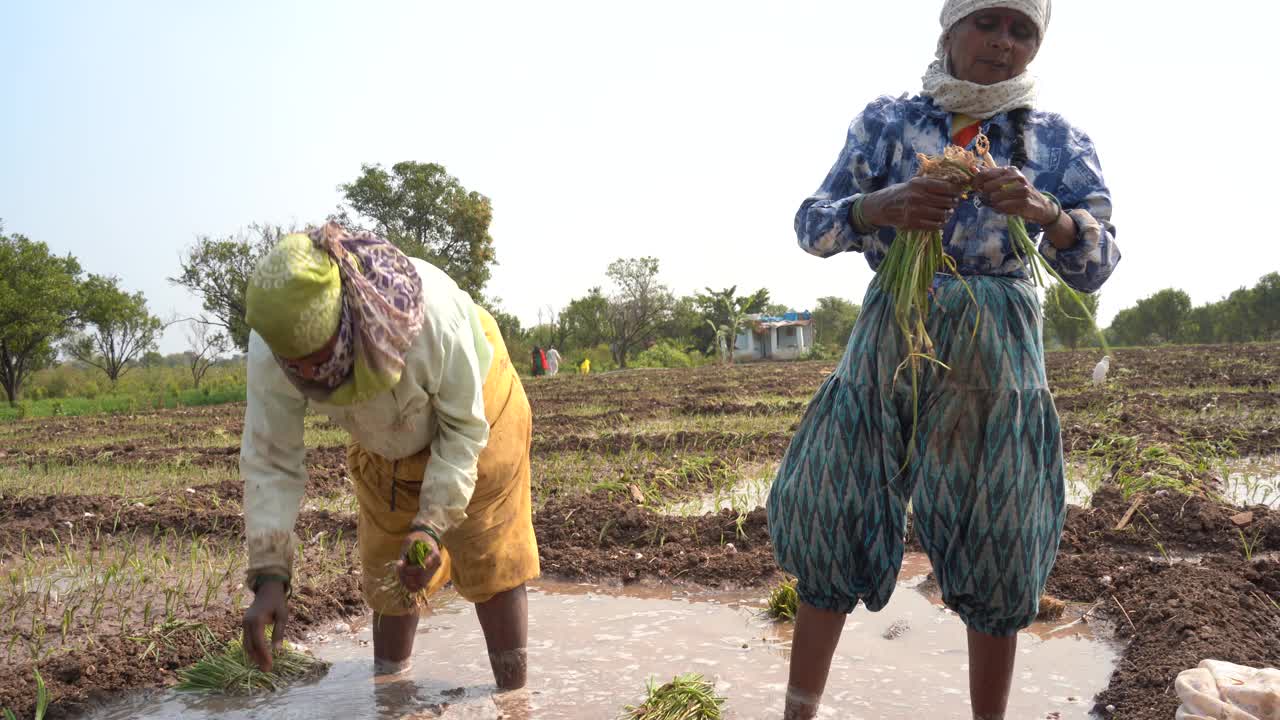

{"left": 373, "top": 656, "right": 413, "bottom": 676}
{"left": 782, "top": 686, "right": 821, "bottom": 719}
{"left": 489, "top": 648, "right": 528, "bottom": 690}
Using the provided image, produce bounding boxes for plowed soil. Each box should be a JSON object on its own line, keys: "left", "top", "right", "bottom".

{"left": 0, "top": 343, "right": 1277, "bottom": 718}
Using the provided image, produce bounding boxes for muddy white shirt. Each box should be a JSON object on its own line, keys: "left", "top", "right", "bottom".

{"left": 240, "top": 258, "right": 493, "bottom": 577}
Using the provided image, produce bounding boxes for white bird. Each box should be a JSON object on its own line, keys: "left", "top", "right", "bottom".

{"left": 1091, "top": 355, "right": 1111, "bottom": 386}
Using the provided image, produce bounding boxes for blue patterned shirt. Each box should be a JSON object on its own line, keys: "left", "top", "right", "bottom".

{"left": 796, "top": 95, "right": 1120, "bottom": 293}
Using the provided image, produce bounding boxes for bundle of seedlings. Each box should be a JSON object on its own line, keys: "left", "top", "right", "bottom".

{"left": 876, "top": 139, "right": 983, "bottom": 457}
{"left": 878, "top": 133, "right": 1105, "bottom": 456}
{"left": 764, "top": 578, "right": 798, "bottom": 621}
{"left": 623, "top": 673, "right": 726, "bottom": 720}
{"left": 176, "top": 627, "right": 328, "bottom": 695}
{"left": 378, "top": 537, "right": 437, "bottom": 610}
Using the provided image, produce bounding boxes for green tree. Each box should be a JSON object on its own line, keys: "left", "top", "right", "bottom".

{"left": 1042, "top": 283, "right": 1101, "bottom": 350}
{"left": 170, "top": 224, "right": 287, "bottom": 352}
{"left": 1215, "top": 288, "right": 1255, "bottom": 342}
{"left": 763, "top": 302, "right": 792, "bottom": 317}
{"left": 342, "top": 162, "right": 496, "bottom": 299}
{"left": 1146, "top": 288, "right": 1192, "bottom": 343}
{"left": 1247, "top": 272, "right": 1280, "bottom": 341}
{"left": 694, "top": 286, "right": 770, "bottom": 364}
{"left": 1184, "top": 304, "right": 1223, "bottom": 345}
{"left": 659, "top": 295, "right": 704, "bottom": 350}
{"left": 0, "top": 225, "right": 85, "bottom": 403}
{"left": 812, "top": 296, "right": 861, "bottom": 350}
{"left": 1106, "top": 288, "right": 1192, "bottom": 346}
{"left": 65, "top": 276, "right": 164, "bottom": 387}
{"left": 604, "top": 258, "right": 673, "bottom": 368}
{"left": 1107, "top": 306, "right": 1143, "bottom": 346}
{"left": 561, "top": 287, "right": 611, "bottom": 352}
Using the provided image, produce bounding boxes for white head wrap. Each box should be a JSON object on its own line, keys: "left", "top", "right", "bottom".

{"left": 921, "top": 0, "right": 1052, "bottom": 119}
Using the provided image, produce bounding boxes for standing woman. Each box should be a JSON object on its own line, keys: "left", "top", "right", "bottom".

{"left": 767, "top": 1, "right": 1120, "bottom": 718}
{"left": 239, "top": 222, "right": 539, "bottom": 690}
{"left": 546, "top": 347, "right": 562, "bottom": 377}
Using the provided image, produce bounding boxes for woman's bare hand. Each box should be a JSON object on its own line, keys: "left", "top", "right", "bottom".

{"left": 972, "top": 166, "right": 1058, "bottom": 225}
{"left": 862, "top": 178, "right": 965, "bottom": 231}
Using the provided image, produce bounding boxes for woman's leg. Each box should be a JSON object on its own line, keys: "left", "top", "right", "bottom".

{"left": 474, "top": 584, "right": 529, "bottom": 690}
{"left": 967, "top": 628, "right": 1017, "bottom": 719}
{"left": 914, "top": 277, "right": 1064, "bottom": 720}
{"left": 767, "top": 286, "right": 911, "bottom": 719}
{"left": 371, "top": 612, "right": 419, "bottom": 674}
{"left": 783, "top": 601, "right": 847, "bottom": 719}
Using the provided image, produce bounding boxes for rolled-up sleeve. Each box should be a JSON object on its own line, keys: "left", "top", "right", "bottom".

{"left": 240, "top": 332, "right": 308, "bottom": 581}
{"left": 795, "top": 97, "right": 894, "bottom": 258}
{"left": 1039, "top": 129, "right": 1120, "bottom": 294}
{"left": 415, "top": 309, "right": 490, "bottom": 536}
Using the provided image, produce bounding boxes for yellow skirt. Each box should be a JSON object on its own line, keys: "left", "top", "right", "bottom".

{"left": 347, "top": 306, "right": 540, "bottom": 614}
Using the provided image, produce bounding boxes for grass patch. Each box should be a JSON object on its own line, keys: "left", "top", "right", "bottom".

{"left": 623, "top": 414, "right": 796, "bottom": 437}
{"left": 556, "top": 403, "right": 613, "bottom": 418}
{"left": 0, "top": 432, "right": 164, "bottom": 453}
{"left": 623, "top": 673, "right": 725, "bottom": 720}
{"left": 0, "top": 387, "right": 247, "bottom": 423}
{"left": 177, "top": 628, "right": 328, "bottom": 695}
{"left": 303, "top": 492, "right": 359, "bottom": 515}
{"left": 0, "top": 462, "right": 236, "bottom": 500}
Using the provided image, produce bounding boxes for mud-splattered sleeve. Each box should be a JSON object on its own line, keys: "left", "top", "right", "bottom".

{"left": 1038, "top": 127, "right": 1120, "bottom": 294}
{"left": 240, "top": 331, "right": 308, "bottom": 583}
{"left": 795, "top": 97, "right": 895, "bottom": 258}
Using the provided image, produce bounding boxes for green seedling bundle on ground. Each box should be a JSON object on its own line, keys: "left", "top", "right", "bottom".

{"left": 623, "top": 673, "right": 725, "bottom": 720}
{"left": 176, "top": 627, "right": 327, "bottom": 695}
{"left": 765, "top": 579, "right": 799, "bottom": 621}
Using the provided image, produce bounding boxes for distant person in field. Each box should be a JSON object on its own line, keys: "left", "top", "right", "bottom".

{"left": 238, "top": 222, "right": 538, "bottom": 691}
{"left": 766, "top": 1, "right": 1120, "bottom": 718}
{"left": 579, "top": 357, "right": 590, "bottom": 375}
{"left": 546, "top": 347, "right": 561, "bottom": 376}
{"left": 530, "top": 346, "right": 545, "bottom": 376}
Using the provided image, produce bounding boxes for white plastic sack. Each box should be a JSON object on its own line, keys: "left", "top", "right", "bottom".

{"left": 1176, "top": 660, "right": 1280, "bottom": 720}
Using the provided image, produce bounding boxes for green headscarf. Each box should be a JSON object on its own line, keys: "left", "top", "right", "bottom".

{"left": 245, "top": 224, "right": 426, "bottom": 406}
{"left": 245, "top": 233, "right": 343, "bottom": 359}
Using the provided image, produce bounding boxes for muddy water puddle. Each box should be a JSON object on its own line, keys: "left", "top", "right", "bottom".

{"left": 84, "top": 554, "right": 1114, "bottom": 720}
{"left": 1220, "top": 454, "right": 1280, "bottom": 509}
{"left": 660, "top": 456, "right": 1121, "bottom": 512}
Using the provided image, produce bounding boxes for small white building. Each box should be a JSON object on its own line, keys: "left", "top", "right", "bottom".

{"left": 733, "top": 312, "right": 815, "bottom": 362}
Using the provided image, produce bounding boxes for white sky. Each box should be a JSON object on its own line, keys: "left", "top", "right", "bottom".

{"left": 3, "top": 0, "right": 1276, "bottom": 354}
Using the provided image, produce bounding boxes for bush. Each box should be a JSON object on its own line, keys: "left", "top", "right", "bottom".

{"left": 800, "top": 344, "right": 839, "bottom": 361}
{"left": 573, "top": 344, "right": 617, "bottom": 374}
{"left": 633, "top": 340, "right": 694, "bottom": 369}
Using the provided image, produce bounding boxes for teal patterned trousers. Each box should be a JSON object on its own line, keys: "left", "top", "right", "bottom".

{"left": 767, "top": 275, "right": 1065, "bottom": 637}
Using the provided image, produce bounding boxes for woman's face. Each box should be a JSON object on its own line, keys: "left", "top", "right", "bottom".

{"left": 281, "top": 332, "right": 338, "bottom": 381}
{"left": 945, "top": 8, "right": 1040, "bottom": 85}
